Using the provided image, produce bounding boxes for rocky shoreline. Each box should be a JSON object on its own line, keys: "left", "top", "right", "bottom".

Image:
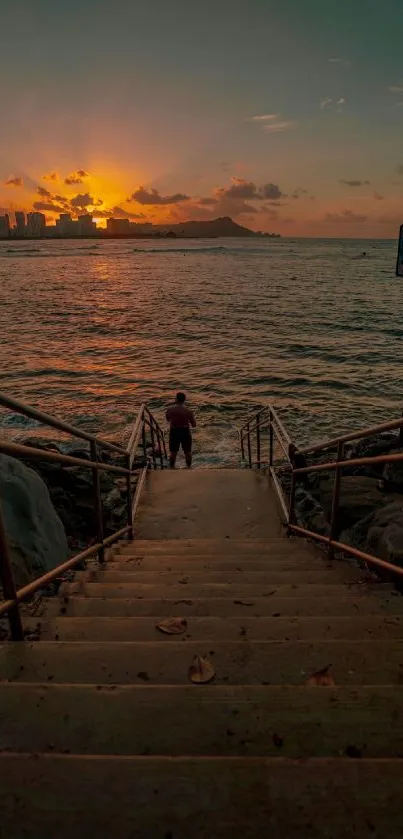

{"left": 279, "top": 431, "right": 403, "bottom": 570}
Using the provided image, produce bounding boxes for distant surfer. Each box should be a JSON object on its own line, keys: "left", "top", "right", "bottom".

{"left": 166, "top": 392, "right": 196, "bottom": 469}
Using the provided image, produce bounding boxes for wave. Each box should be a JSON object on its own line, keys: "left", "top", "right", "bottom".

{"left": 132, "top": 246, "right": 229, "bottom": 254}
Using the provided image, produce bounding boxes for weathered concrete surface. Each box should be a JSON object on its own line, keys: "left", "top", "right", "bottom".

{"left": 135, "top": 469, "right": 282, "bottom": 539}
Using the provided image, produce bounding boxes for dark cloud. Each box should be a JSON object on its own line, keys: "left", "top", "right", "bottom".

{"left": 128, "top": 186, "right": 190, "bottom": 205}
{"left": 37, "top": 186, "right": 53, "bottom": 198}
{"left": 260, "top": 183, "right": 285, "bottom": 200}
{"left": 217, "top": 178, "right": 286, "bottom": 203}
{"left": 43, "top": 171, "right": 59, "bottom": 182}
{"left": 198, "top": 197, "right": 219, "bottom": 206}
{"left": 4, "top": 176, "right": 23, "bottom": 187}
{"left": 373, "top": 192, "right": 384, "bottom": 201}
{"left": 339, "top": 179, "right": 371, "bottom": 187}
{"left": 70, "top": 193, "right": 96, "bottom": 210}
{"left": 223, "top": 179, "right": 260, "bottom": 200}
{"left": 65, "top": 170, "right": 90, "bottom": 185}
{"left": 324, "top": 209, "right": 368, "bottom": 223}
{"left": 292, "top": 187, "right": 308, "bottom": 199}
{"left": 33, "top": 201, "right": 67, "bottom": 213}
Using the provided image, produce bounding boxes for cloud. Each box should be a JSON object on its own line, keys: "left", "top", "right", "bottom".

{"left": 128, "top": 186, "right": 190, "bottom": 205}
{"left": 33, "top": 201, "right": 67, "bottom": 213}
{"left": 328, "top": 57, "right": 351, "bottom": 67}
{"left": 389, "top": 85, "right": 403, "bottom": 93}
{"left": 65, "top": 169, "right": 90, "bottom": 185}
{"left": 70, "top": 192, "right": 99, "bottom": 210}
{"left": 4, "top": 176, "right": 23, "bottom": 186}
{"left": 292, "top": 187, "right": 310, "bottom": 199}
{"left": 249, "top": 114, "right": 279, "bottom": 122}
{"left": 262, "top": 120, "right": 295, "bottom": 133}
{"left": 43, "top": 171, "right": 59, "bottom": 182}
{"left": 339, "top": 179, "right": 371, "bottom": 187}
{"left": 198, "top": 197, "right": 218, "bottom": 206}
{"left": 222, "top": 178, "right": 260, "bottom": 200}
{"left": 324, "top": 209, "right": 368, "bottom": 223}
{"left": 261, "top": 183, "right": 284, "bottom": 200}
{"left": 373, "top": 192, "right": 384, "bottom": 201}
{"left": 320, "top": 98, "right": 332, "bottom": 109}
{"left": 250, "top": 113, "right": 296, "bottom": 133}
{"left": 37, "top": 186, "right": 53, "bottom": 198}
{"left": 396, "top": 165, "right": 403, "bottom": 175}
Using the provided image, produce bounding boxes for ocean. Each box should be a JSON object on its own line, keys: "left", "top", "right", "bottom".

{"left": 0, "top": 237, "right": 401, "bottom": 466}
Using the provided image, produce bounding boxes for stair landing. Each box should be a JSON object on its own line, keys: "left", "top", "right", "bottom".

{"left": 135, "top": 468, "right": 282, "bottom": 539}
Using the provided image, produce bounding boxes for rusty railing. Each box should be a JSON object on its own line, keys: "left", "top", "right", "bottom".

{"left": 239, "top": 404, "right": 403, "bottom": 581}
{"left": 0, "top": 392, "right": 167, "bottom": 640}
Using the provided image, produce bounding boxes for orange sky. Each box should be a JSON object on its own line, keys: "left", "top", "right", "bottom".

{"left": 1, "top": 1, "right": 403, "bottom": 238}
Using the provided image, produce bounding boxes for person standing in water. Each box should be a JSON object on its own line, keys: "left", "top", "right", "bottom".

{"left": 166, "top": 392, "right": 196, "bottom": 469}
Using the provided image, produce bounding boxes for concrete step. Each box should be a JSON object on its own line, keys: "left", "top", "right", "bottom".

{"left": 117, "top": 538, "right": 311, "bottom": 556}
{"left": 2, "top": 683, "right": 403, "bottom": 758}
{"left": 1, "top": 754, "right": 403, "bottom": 838}
{"left": 80, "top": 568, "right": 361, "bottom": 586}
{"left": 32, "top": 614, "right": 403, "bottom": 642}
{"left": 2, "top": 640, "right": 403, "bottom": 685}
{"left": 47, "top": 594, "right": 401, "bottom": 618}
{"left": 107, "top": 556, "right": 335, "bottom": 572}
{"left": 62, "top": 581, "right": 376, "bottom": 600}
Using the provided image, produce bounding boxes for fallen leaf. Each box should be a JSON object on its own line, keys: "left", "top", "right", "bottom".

{"left": 345, "top": 744, "right": 363, "bottom": 758}
{"left": 174, "top": 599, "right": 194, "bottom": 606}
{"left": 188, "top": 655, "right": 215, "bottom": 684}
{"left": 272, "top": 732, "right": 284, "bottom": 748}
{"left": 179, "top": 576, "right": 189, "bottom": 584}
{"left": 262, "top": 591, "right": 276, "bottom": 597}
{"left": 137, "top": 671, "right": 150, "bottom": 682}
{"left": 306, "top": 664, "right": 335, "bottom": 687}
{"left": 234, "top": 600, "right": 255, "bottom": 606}
{"left": 156, "top": 617, "right": 187, "bottom": 635}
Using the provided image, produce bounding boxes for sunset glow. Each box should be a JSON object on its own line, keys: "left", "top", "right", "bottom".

{"left": 1, "top": 0, "right": 402, "bottom": 238}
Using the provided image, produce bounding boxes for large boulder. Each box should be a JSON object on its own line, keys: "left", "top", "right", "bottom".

{"left": 0, "top": 454, "right": 69, "bottom": 588}
{"left": 314, "top": 474, "right": 386, "bottom": 532}
{"left": 340, "top": 501, "right": 403, "bottom": 568}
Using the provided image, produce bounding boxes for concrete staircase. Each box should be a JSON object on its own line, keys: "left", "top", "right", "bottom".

{"left": 1, "top": 533, "right": 403, "bottom": 837}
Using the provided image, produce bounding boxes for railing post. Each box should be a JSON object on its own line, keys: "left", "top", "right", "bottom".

{"left": 125, "top": 452, "right": 133, "bottom": 539}
{"left": 240, "top": 431, "right": 245, "bottom": 463}
{"left": 329, "top": 441, "right": 344, "bottom": 559}
{"left": 0, "top": 497, "right": 24, "bottom": 640}
{"left": 90, "top": 441, "right": 104, "bottom": 563}
{"left": 269, "top": 409, "right": 274, "bottom": 468}
{"left": 399, "top": 410, "right": 403, "bottom": 446}
{"left": 142, "top": 422, "right": 147, "bottom": 462}
{"left": 288, "top": 471, "right": 297, "bottom": 528}
{"left": 161, "top": 430, "right": 168, "bottom": 460}
{"left": 149, "top": 420, "right": 157, "bottom": 470}
{"left": 247, "top": 423, "right": 252, "bottom": 468}
{"left": 157, "top": 429, "right": 164, "bottom": 469}
{"left": 256, "top": 412, "right": 261, "bottom": 469}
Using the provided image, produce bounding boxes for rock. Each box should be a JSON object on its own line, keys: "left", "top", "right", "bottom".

{"left": 0, "top": 454, "right": 69, "bottom": 588}
{"left": 340, "top": 501, "right": 403, "bottom": 568}
{"left": 345, "top": 434, "right": 401, "bottom": 479}
{"left": 382, "top": 459, "right": 403, "bottom": 492}
{"left": 315, "top": 475, "right": 386, "bottom": 533}
{"left": 293, "top": 487, "right": 330, "bottom": 537}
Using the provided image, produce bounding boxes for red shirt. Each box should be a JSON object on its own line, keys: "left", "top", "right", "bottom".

{"left": 166, "top": 404, "right": 196, "bottom": 429}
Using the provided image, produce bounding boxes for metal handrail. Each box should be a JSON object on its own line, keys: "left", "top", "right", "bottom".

{"left": 0, "top": 392, "right": 167, "bottom": 640}
{"left": 238, "top": 403, "right": 403, "bottom": 582}
{"left": 0, "top": 391, "right": 126, "bottom": 454}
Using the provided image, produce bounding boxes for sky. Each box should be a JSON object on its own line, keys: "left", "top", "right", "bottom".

{"left": 0, "top": 0, "right": 402, "bottom": 237}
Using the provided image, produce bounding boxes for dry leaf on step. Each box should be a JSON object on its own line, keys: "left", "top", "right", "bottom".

{"left": 188, "top": 655, "right": 215, "bottom": 684}
{"left": 179, "top": 576, "right": 189, "bottom": 584}
{"left": 306, "top": 664, "right": 335, "bottom": 686}
{"left": 156, "top": 617, "right": 188, "bottom": 635}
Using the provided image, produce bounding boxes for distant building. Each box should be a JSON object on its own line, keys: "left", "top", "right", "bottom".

{"left": 26, "top": 212, "right": 46, "bottom": 238}
{"left": 78, "top": 214, "right": 96, "bottom": 236}
{"left": 0, "top": 214, "right": 10, "bottom": 238}
{"left": 15, "top": 211, "right": 26, "bottom": 236}
{"left": 106, "top": 217, "right": 131, "bottom": 235}
{"left": 56, "top": 213, "right": 73, "bottom": 236}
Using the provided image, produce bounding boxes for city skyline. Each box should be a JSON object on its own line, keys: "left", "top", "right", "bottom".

{"left": 1, "top": 0, "right": 403, "bottom": 238}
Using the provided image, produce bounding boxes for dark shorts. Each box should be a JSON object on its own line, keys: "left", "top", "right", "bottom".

{"left": 169, "top": 428, "right": 192, "bottom": 454}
